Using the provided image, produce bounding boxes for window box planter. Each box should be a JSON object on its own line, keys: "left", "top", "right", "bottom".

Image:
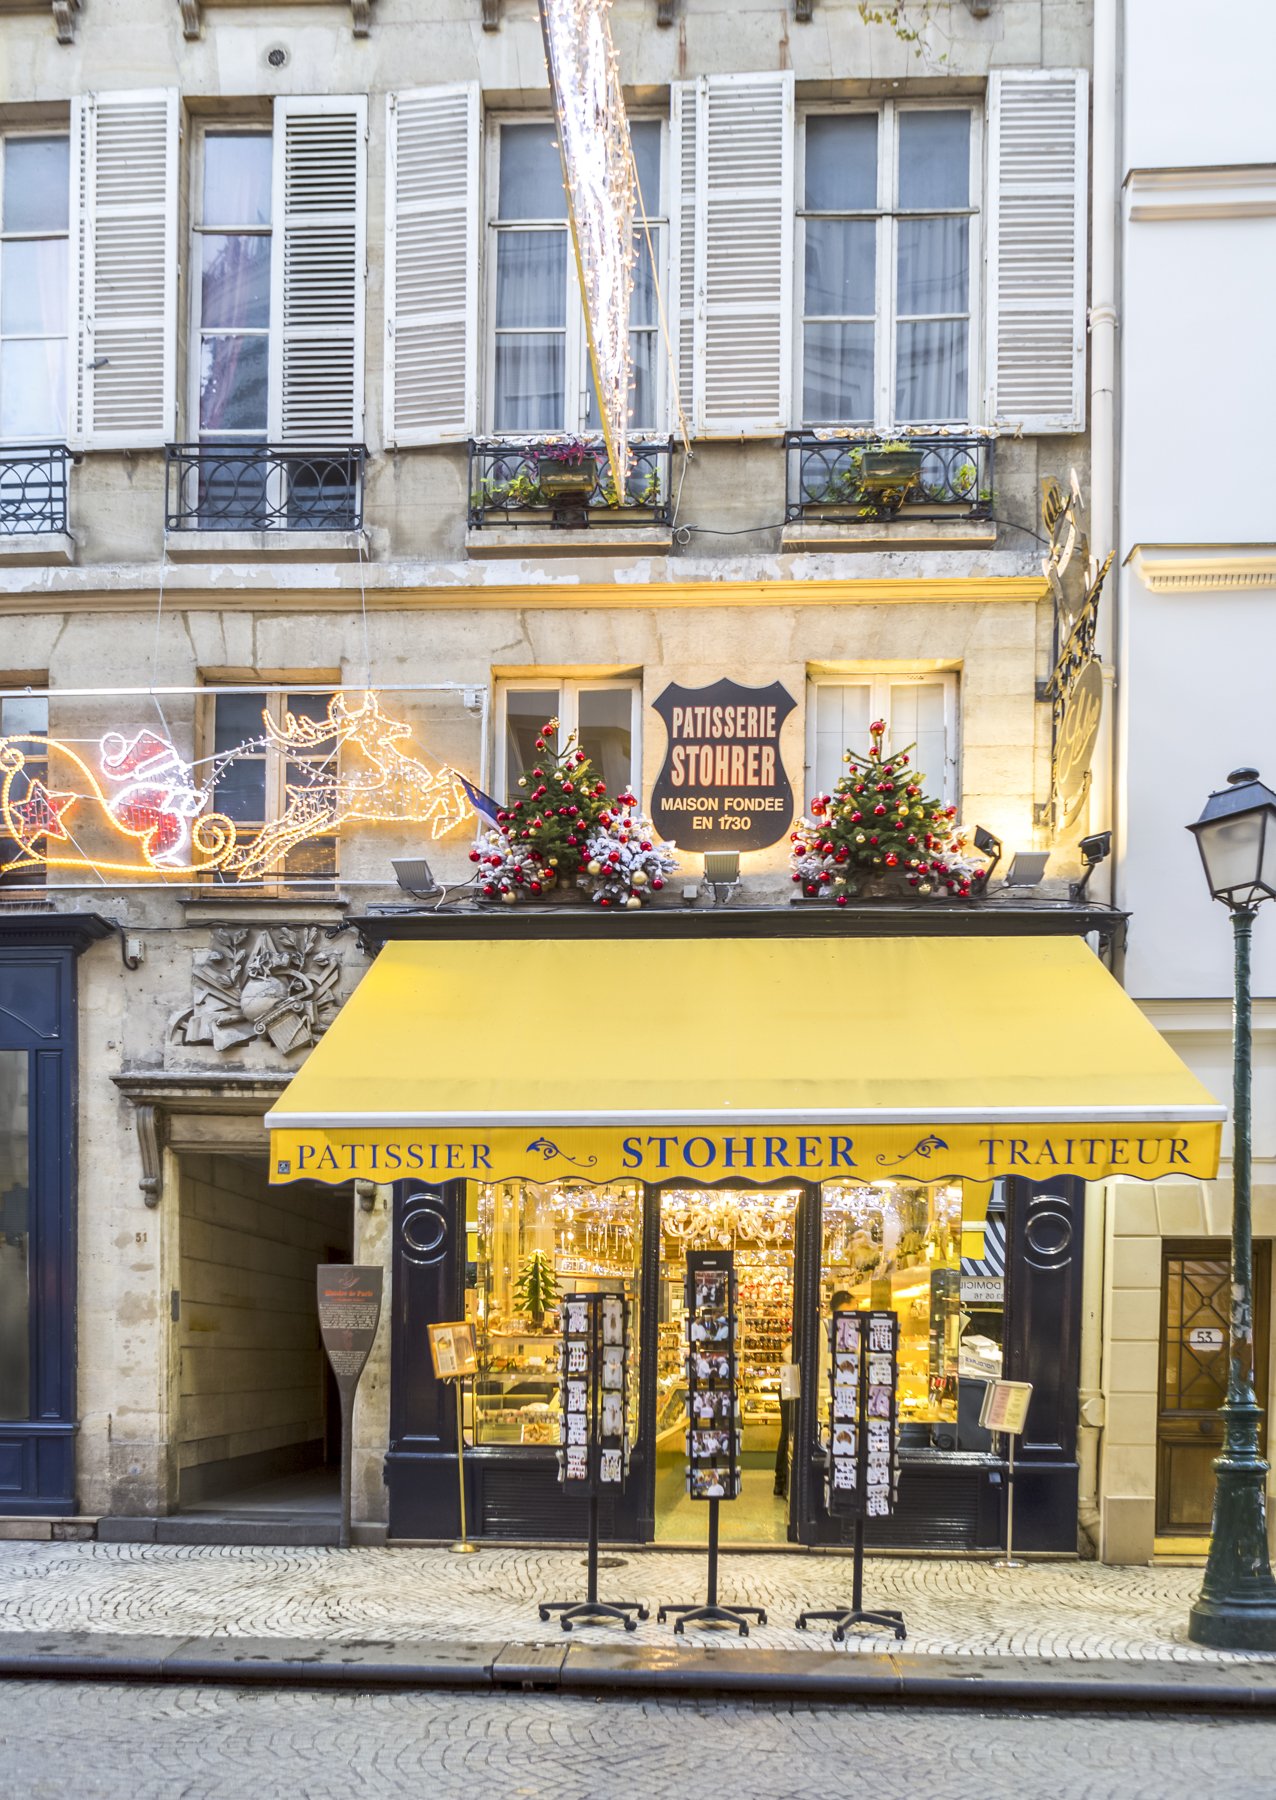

{"left": 537, "top": 456, "right": 599, "bottom": 500}
{"left": 858, "top": 446, "right": 923, "bottom": 499}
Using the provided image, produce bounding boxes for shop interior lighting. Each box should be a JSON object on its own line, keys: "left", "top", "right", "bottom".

{"left": 1002, "top": 850, "right": 1050, "bottom": 889}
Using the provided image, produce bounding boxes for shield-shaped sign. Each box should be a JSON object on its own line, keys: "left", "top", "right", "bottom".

{"left": 650, "top": 680, "right": 797, "bottom": 852}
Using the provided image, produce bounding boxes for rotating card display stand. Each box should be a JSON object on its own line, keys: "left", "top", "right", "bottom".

{"left": 797, "top": 1309, "right": 906, "bottom": 1642}
{"left": 658, "top": 1250, "right": 766, "bottom": 1637}
{"left": 539, "top": 1291, "right": 648, "bottom": 1631}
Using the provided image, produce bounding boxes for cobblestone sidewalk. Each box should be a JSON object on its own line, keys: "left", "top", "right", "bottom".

{"left": 0, "top": 1542, "right": 1271, "bottom": 1664}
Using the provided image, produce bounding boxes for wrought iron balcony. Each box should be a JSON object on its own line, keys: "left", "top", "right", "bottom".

{"left": 0, "top": 445, "right": 71, "bottom": 536}
{"left": 468, "top": 438, "right": 675, "bottom": 529}
{"left": 165, "top": 443, "right": 366, "bottom": 532}
{"left": 784, "top": 432, "right": 994, "bottom": 526}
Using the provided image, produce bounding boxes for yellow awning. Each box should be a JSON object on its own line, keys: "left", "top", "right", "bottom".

{"left": 266, "top": 934, "right": 1223, "bottom": 1186}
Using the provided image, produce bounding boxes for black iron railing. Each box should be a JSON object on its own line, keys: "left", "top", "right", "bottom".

{"left": 0, "top": 445, "right": 70, "bottom": 536}
{"left": 468, "top": 438, "right": 675, "bottom": 528}
{"left": 784, "top": 432, "right": 994, "bottom": 524}
{"left": 165, "top": 444, "right": 366, "bottom": 532}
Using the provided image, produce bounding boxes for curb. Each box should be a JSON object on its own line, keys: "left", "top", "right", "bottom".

{"left": 1, "top": 1633, "right": 1274, "bottom": 1709}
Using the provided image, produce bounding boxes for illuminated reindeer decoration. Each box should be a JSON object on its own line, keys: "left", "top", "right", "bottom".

{"left": 226, "top": 691, "right": 470, "bottom": 881}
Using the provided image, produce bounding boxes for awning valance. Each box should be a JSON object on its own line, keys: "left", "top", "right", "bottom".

{"left": 266, "top": 934, "right": 1223, "bottom": 1186}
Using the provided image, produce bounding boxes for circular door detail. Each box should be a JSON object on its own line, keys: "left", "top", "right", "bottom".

{"left": 1024, "top": 1196, "right": 1073, "bottom": 1269}
{"left": 400, "top": 1196, "right": 448, "bottom": 1265}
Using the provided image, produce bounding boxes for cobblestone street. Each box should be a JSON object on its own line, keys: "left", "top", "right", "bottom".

{"left": 0, "top": 1540, "right": 1269, "bottom": 1663}
{"left": 0, "top": 1680, "right": 1273, "bottom": 1799}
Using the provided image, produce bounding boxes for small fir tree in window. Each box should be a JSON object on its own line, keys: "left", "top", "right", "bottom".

{"left": 513, "top": 1250, "right": 560, "bottom": 1332}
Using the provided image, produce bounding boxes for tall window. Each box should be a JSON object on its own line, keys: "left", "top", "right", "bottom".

{"left": 0, "top": 1051, "right": 30, "bottom": 1421}
{"left": 496, "top": 679, "right": 640, "bottom": 802}
{"left": 207, "top": 689, "right": 337, "bottom": 883}
{"left": 0, "top": 695, "right": 49, "bottom": 888}
{"left": 799, "top": 107, "right": 976, "bottom": 427}
{"left": 807, "top": 675, "right": 957, "bottom": 807}
{"left": 0, "top": 135, "right": 70, "bottom": 443}
{"left": 488, "top": 119, "right": 664, "bottom": 436}
{"left": 192, "top": 130, "right": 273, "bottom": 454}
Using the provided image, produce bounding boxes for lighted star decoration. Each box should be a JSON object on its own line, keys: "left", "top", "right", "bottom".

{"left": 10, "top": 779, "right": 77, "bottom": 845}
{"left": 538, "top": 0, "right": 637, "bottom": 481}
{"left": 0, "top": 693, "right": 473, "bottom": 882}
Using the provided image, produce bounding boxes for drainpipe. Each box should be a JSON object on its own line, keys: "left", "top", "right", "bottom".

{"left": 1077, "top": 0, "right": 1120, "bottom": 1559}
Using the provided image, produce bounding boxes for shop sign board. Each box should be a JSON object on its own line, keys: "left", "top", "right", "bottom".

{"left": 960, "top": 1276, "right": 1005, "bottom": 1304}
{"left": 650, "top": 680, "right": 796, "bottom": 851}
{"left": 428, "top": 1319, "right": 478, "bottom": 1379}
{"left": 826, "top": 1308, "right": 899, "bottom": 1519}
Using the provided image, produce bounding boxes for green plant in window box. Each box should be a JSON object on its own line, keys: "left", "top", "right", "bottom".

{"left": 513, "top": 1249, "right": 560, "bottom": 1332}
{"left": 531, "top": 437, "right": 600, "bottom": 500}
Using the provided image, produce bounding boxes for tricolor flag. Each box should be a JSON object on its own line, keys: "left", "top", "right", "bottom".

{"left": 459, "top": 775, "right": 504, "bottom": 835}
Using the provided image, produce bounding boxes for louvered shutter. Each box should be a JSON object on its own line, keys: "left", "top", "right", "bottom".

{"left": 670, "top": 74, "right": 794, "bottom": 437}
{"left": 68, "top": 89, "right": 178, "bottom": 449}
{"left": 269, "top": 96, "right": 367, "bottom": 444}
{"left": 668, "top": 82, "right": 699, "bottom": 433}
{"left": 384, "top": 85, "right": 479, "bottom": 446}
{"left": 985, "top": 69, "right": 1089, "bottom": 433}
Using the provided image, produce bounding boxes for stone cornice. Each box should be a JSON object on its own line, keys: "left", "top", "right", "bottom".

{"left": 1125, "top": 543, "right": 1276, "bottom": 593}
{"left": 1126, "top": 164, "right": 1276, "bottom": 221}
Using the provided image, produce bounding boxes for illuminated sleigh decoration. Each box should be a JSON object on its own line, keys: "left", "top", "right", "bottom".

{"left": 0, "top": 691, "right": 472, "bottom": 884}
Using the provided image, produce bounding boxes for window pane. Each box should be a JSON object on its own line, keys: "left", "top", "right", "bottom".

{"left": 802, "top": 321, "right": 873, "bottom": 424}
{"left": 804, "top": 219, "right": 874, "bottom": 318}
{"left": 629, "top": 329, "right": 657, "bottom": 432}
{"left": 887, "top": 682, "right": 948, "bottom": 794}
{"left": 2, "top": 136, "right": 69, "bottom": 234}
{"left": 577, "top": 688, "right": 633, "bottom": 792}
{"left": 896, "top": 217, "right": 968, "bottom": 317}
{"left": 495, "top": 232, "right": 566, "bottom": 329}
{"left": 286, "top": 693, "right": 335, "bottom": 728}
{"left": 819, "top": 1179, "right": 1003, "bottom": 1450}
{"left": 494, "top": 335, "right": 565, "bottom": 433}
{"left": 812, "top": 683, "right": 871, "bottom": 799}
{"left": 631, "top": 120, "right": 662, "bottom": 220}
{"left": 0, "top": 339, "right": 66, "bottom": 439}
{"left": 898, "top": 111, "right": 970, "bottom": 209}
{"left": 504, "top": 690, "right": 560, "bottom": 796}
{"left": 213, "top": 757, "right": 266, "bottom": 824}
{"left": 804, "top": 115, "right": 877, "bottom": 211}
{"left": 200, "top": 234, "right": 271, "bottom": 331}
{"left": 631, "top": 231, "right": 657, "bottom": 327}
{"left": 0, "top": 698, "right": 48, "bottom": 738}
{"left": 213, "top": 693, "right": 267, "bottom": 752}
{"left": 896, "top": 319, "right": 968, "bottom": 422}
{"left": 467, "top": 1178, "right": 643, "bottom": 1447}
{"left": 0, "top": 1052, "right": 30, "bottom": 1421}
{"left": 199, "top": 334, "right": 269, "bottom": 433}
{"left": 203, "top": 133, "right": 273, "bottom": 227}
{"left": 1, "top": 239, "right": 68, "bottom": 336}
{"left": 497, "top": 124, "right": 566, "bottom": 221}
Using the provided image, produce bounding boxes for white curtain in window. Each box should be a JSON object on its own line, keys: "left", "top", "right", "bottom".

{"left": 895, "top": 217, "right": 968, "bottom": 422}
{"left": 493, "top": 232, "right": 566, "bottom": 431}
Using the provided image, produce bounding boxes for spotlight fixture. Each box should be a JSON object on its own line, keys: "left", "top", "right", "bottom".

{"left": 392, "top": 857, "right": 441, "bottom": 898}
{"left": 1003, "top": 850, "right": 1050, "bottom": 889}
{"left": 972, "top": 825, "right": 1003, "bottom": 881}
{"left": 703, "top": 850, "right": 741, "bottom": 905}
{"left": 1069, "top": 830, "right": 1113, "bottom": 902}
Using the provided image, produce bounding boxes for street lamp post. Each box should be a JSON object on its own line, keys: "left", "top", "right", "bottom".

{"left": 1186, "top": 767, "right": 1276, "bottom": 1649}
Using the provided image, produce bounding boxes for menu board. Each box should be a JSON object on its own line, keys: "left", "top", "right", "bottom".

{"left": 826, "top": 1308, "right": 900, "bottom": 1520}
{"left": 685, "top": 1250, "right": 741, "bottom": 1501}
{"left": 557, "top": 1291, "right": 632, "bottom": 1494}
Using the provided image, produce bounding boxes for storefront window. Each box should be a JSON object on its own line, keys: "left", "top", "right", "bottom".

{"left": 466, "top": 1178, "right": 642, "bottom": 1446}
{"left": 0, "top": 1051, "right": 30, "bottom": 1420}
{"left": 820, "top": 1178, "right": 1005, "bottom": 1450}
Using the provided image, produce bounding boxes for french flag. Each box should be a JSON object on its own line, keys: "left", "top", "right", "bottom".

{"left": 459, "top": 774, "right": 504, "bottom": 835}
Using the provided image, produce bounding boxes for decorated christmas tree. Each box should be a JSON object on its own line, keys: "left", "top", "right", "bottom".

{"left": 789, "top": 719, "right": 988, "bottom": 903}
{"left": 513, "top": 1250, "right": 560, "bottom": 1331}
{"left": 471, "top": 718, "right": 676, "bottom": 907}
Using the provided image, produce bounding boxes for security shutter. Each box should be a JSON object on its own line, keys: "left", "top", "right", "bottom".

{"left": 68, "top": 88, "right": 178, "bottom": 449}
{"left": 672, "top": 73, "right": 794, "bottom": 436}
{"left": 269, "top": 96, "right": 367, "bottom": 443}
{"left": 384, "top": 84, "right": 479, "bottom": 446}
{"left": 984, "top": 69, "right": 1089, "bottom": 433}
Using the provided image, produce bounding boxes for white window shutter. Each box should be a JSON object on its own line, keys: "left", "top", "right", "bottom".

{"left": 672, "top": 73, "right": 794, "bottom": 437}
{"left": 68, "top": 89, "right": 178, "bottom": 450}
{"left": 269, "top": 96, "right": 368, "bottom": 444}
{"left": 383, "top": 85, "right": 479, "bottom": 447}
{"left": 985, "top": 69, "right": 1089, "bottom": 434}
{"left": 669, "top": 81, "right": 699, "bottom": 436}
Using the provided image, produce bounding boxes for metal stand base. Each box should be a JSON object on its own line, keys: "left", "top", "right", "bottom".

{"left": 539, "top": 1599, "right": 649, "bottom": 1633}
{"left": 991, "top": 1558, "right": 1024, "bottom": 1572}
{"left": 658, "top": 1600, "right": 767, "bottom": 1637}
{"left": 795, "top": 1605, "right": 905, "bottom": 1643}
{"left": 659, "top": 1497, "right": 765, "bottom": 1636}
{"left": 450, "top": 1541, "right": 479, "bottom": 1555}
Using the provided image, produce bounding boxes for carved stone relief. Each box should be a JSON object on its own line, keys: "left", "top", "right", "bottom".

{"left": 172, "top": 926, "right": 341, "bottom": 1055}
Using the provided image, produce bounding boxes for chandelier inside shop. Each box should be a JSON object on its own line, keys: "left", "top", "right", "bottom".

{"left": 538, "top": 0, "right": 638, "bottom": 479}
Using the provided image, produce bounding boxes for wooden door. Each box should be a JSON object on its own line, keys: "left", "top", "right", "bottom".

{"left": 1157, "top": 1242, "right": 1271, "bottom": 1535}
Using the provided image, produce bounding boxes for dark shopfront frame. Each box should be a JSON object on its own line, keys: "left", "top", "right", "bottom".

{"left": 0, "top": 914, "right": 113, "bottom": 1515}
{"left": 385, "top": 1170, "right": 1084, "bottom": 1553}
